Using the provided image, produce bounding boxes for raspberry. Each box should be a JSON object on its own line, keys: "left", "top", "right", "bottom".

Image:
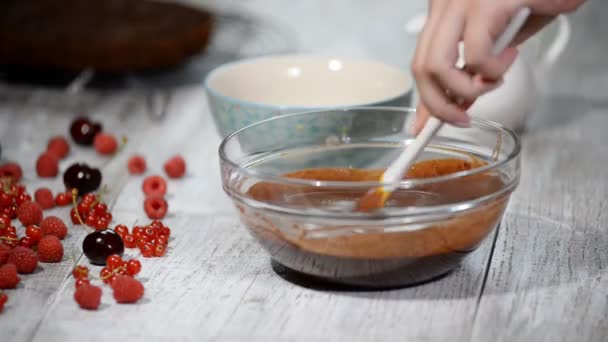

{"left": 34, "top": 188, "right": 55, "bottom": 210}
{"left": 142, "top": 175, "right": 167, "bottom": 197}
{"left": 0, "top": 292, "right": 7, "bottom": 312}
{"left": 0, "top": 163, "right": 23, "bottom": 182}
{"left": 144, "top": 197, "right": 168, "bottom": 219}
{"left": 7, "top": 246, "right": 38, "bottom": 274}
{"left": 74, "top": 284, "right": 102, "bottom": 310}
{"left": 47, "top": 136, "right": 70, "bottom": 159}
{"left": 163, "top": 155, "right": 186, "bottom": 178}
{"left": 0, "top": 245, "right": 10, "bottom": 264}
{"left": 37, "top": 235, "right": 63, "bottom": 263}
{"left": 17, "top": 201, "right": 43, "bottom": 226}
{"left": 111, "top": 275, "right": 144, "bottom": 303}
{"left": 0, "top": 264, "right": 20, "bottom": 289}
{"left": 36, "top": 153, "right": 59, "bottom": 178}
{"left": 127, "top": 155, "right": 147, "bottom": 174}
{"left": 40, "top": 216, "right": 68, "bottom": 240}
{"left": 94, "top": 133, "right": 118, "bottom": 155}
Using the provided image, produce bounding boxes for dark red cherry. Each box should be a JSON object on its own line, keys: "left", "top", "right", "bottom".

{"left": 63, "top": 163, "right": 102, "bottom": 195}
{"left": 70, "top": 117, "right": 102, "bottom": 146}
{"left": 82, "top": 229, "right": 124, "bottom": 265}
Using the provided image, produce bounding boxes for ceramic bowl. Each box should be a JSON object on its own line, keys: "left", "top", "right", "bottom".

{"left": 204, "top": 55, "right": 412, "bottom": 138}
{"left": 220, "top": 107, "right": 521, "bottom": 288}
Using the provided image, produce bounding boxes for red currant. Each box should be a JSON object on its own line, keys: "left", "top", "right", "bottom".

{"left": 5, "top": 226, "right": 16, "bottom": 235}
{"left": 141, "top": 243, "right": 154, "bottom": 257}
{"left": 86, "top": 213, "right": 97, "bottom": 227}
{"left": 126, "top": 259, "right": 141, "bottom": 276}
{"left": 153, "top": 244, "right": 166, "bottom": 257}
{"left": 25, "top": 225, "right": 43, "bottom": 243}
{"left": 105, "top": 212, "right": 112, "bottom": 222}
{"left": 95, "top": 217, "right": 109, "bottom": 230}
{"left": 100, "top": 267, "right": 113, "bottom": 284}
{"left": 93, "top": 202, "right": 108, "bottom": 216}
{"left": 15, "top": 193, "right": 31, "bottom": 206}
{"left": 114, "top": 224, "right": 129, "bottom": 236}
{"left": 75, "top": 278, "right": 91, "bottom": 288}
{"left": 143, "top": 227, "right": 157, "bottom": 240}
{"left": 150, "top": 220, "right": 164, "bottom": 229}
{"left": 160, "top": 227, "right": 171, "bottom": 238}
{"left": 82, "top": 193, "right": 96, "bottom": 205}
{"left": 70, "top": 208, "right": 81, "bottom": 225}
{"left": 136, "top": 238, "right": 149, "bottom": 250}
{"left": 72, "top": 265, "right": 89, "bottom": 279}
{"left": 106, "top": 255, "right": 123, "bottom": 270}
{"left": 132, "top": 226, "right": 144, "bottom": 237}
{"left": 18, "top": 236, "right": 35, "bottom": 248}
{"left": 123, "top": 234, "right": 136, "bottom": 248}
{"left": 156, "top": 235, "right": 169, "bottom": 246}
{"left": 55, "top": 192, "right": 71, "bottom": 206}
{"left": 0, "top": 192, "right": 12, "bottom": 207}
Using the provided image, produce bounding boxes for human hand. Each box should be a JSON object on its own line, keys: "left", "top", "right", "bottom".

{"left": 410, "top": 0, "right": 586, "bottom": 134}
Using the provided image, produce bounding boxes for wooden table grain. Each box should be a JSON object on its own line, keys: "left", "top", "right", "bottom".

{"left": 1, "top": 1, "right": 607, "bottom": 341}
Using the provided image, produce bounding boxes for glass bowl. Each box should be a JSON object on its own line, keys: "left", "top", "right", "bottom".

{"left": 219, "top": 107, "right": 520, "bottom": 288}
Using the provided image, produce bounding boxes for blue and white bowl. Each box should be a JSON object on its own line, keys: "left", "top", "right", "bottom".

{"left": 204, "top": 55, "right": 413, "bottom": 139}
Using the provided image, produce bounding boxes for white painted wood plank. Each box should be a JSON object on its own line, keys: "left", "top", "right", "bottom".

{"left": 471, "top": 109, "right": 608, "bottom": 342}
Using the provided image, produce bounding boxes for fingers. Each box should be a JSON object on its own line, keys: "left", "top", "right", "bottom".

{"left": 511, "top": 14, "right": 555, "bottom": 46}
{"left": 411, "top": 104, "right": 430, "bottom": 136}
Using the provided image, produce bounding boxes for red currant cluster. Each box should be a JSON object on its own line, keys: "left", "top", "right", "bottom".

{"left": 0, "top": 179, "right": 30, "bottom": 220}
{"left": 72, "top": 255, "right": 144, "bottom": 310}
{"left": 70, "top": 192, "right": 112, "bottom": 231}
{"left": 114, "top": 220, "right": 170, "bottom": 258}
{"left": 0, "top": 214, "right": 18, "bottom": 248}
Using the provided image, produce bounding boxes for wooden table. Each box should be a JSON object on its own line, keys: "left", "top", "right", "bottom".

{"left": 1, "top": 1, "right": 607, "bottom": 341}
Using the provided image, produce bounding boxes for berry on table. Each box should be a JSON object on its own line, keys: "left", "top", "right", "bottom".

{"left": 82, "top": 230, "right": 124, "bottom": 265}
{"left": 106, "top": 254, "right": 123, "bottom": 270}
{"left": 0, "top": 264, "right": 20, "bottom": 289}
{"left": 40, "top": 216, "right": 68, "bottom": 240}
{"left": 37, "top": 235, "right": 64, "bottom": 263}
{"left": 18, "top": 236, "right": 35, "bottom": 249}
{"left": 113, "top": 224, "right": 129, "bottom": 236}
{"left": 17, "top": 201, "right": 43, "bottom": 226}
{"left": 70, "top": 117, "right": 102, "bottom": 146}
{"left": 142, "top": 175, "right": 167, "bottom": 197}
{"left": 111, "top": 275, "right": 144, "bottom": 303}
{"left": 163, "top": 155, "right": 186, "bottom": 178}
{"left": 75, "top": 278, "right": 91, "bottom": 288}
{"left": 63, "top": 163, "right": 102, "bottom": 195}
{"left": 153, "top": 244, "right": 166, "bottom": 257}
{"left": 25, "top": 225, "right": 43, "bottom": 243}
{"left": 15, "top": 192, "right": 32, "bottom": 207}
{"left": 0, "top": 163, "right": 23, "bottom": 182}
{"left": 127, "top": 155, "right": 147, "bottom": 174}
{"left": 55, "top": 191, "right": 71, "bottom": 206}
{"left": 7, "top": 246, "right": 38, "bottom": 274}
{"left": 72, "top": 265, "right": 89, "bottom": 280}
{"left": 35, "top": 153, "right": 59, "bottom": 178}
{"left": 100, "top": 267, "right": 113, "bottom": 284}
{"left": 143, "top": 197, "right": 168, "bottom": 219}
{"left": 0, "top": 292, "right": 7, "bottom": 312}
{"left": 0, "top": 245, "right": 10, "bottom": 264}
{"left": 74, "top": 284, "right": 102, "bottom": 310}
{"left": 141, "top": 243, "right": 154, "bottom": 258}
{"left": 47, "top": 136, "right": 70, "bottom": 159}
{"left": 126, "top": 259, "right": 141, "bottom": 276}
{"left": 94, "top": 133, "right": 118, "bottom": 155}
{"left": 34, "top": 188, "right": 55, "bottom": 210}
{"left": 123, "top": 234, "right": 136, "bottom": 248}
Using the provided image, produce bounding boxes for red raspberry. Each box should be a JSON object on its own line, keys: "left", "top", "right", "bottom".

{"left": 47, "top": 136, "right": 70, "bottom": 159}
{"left": 94, "top": 133, "right": 118, "bottom": 155}
{"left": 0, "top": 292, "right": 7, "bottom": 312}
{"left": 37, "top": 235, "right": 63, "bottom": 263}
{"left": 34, "top": 188, "right": 55, "bottom": 210}
{"left": 74, "top": 284, "right": 102, "bottom": 310}
{"left": 17, "top": 201, "right": 43, "bottom": 226}
{"left": 0, "top": 245, "right": 10, "bottom": 265}
{"left": 142, "top": 175, "right": 167, "bottom": 197}
{"left": 54, "top": 191, "right": 72, "bottom": 206}
{"left": 111, "top": 275, "right": 144, "bottom": 303}
{"left": 163, "top": 155, "right": 186, "bottom": 178}
{"left": 127, "top": 155, "right": 147, "bottom": 174}
{"left": 0, "top": 163, "right": 23, "bottom": 182}
{"left": 40, "top": 216, "right": 68, "bottom": 240}
{"left": 143, "top": 197, "right": 168, "bottom": 219}
{"left": 0, "top": 264, "right": 20, "bottom": 289}
{"left": 7, "top": 246, "right": 38, "bottom": 274}
{"left": 36, "top": 153, "right": 59, "bottom": 178}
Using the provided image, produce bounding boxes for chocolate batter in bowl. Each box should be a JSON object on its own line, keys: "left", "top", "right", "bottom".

{"left": 220, "top": 107, "right": 520, "bottom": 288}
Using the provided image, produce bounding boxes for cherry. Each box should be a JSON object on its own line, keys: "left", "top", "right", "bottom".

{"left": 70, "top": 117, "right": 102, "bottom": 146}
{"left": 63, "top": 163, "right": 102, "bottom": 195}
{"left": 82, "top": 229, "right": 124, "bottom": 265}
{"left": 126, "top": 259, "right": 141, "bottom": 276}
